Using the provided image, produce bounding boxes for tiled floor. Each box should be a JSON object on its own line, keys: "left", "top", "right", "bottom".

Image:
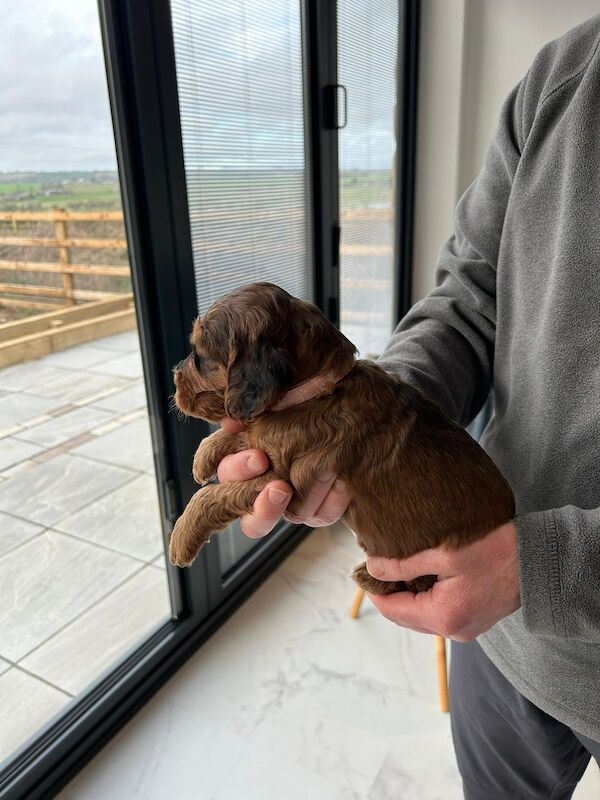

{"left": 0, "top": 331, "right": 171, "bottom": 764}
{"left": 56, "top": 523, "right": 600, "bottom": 800}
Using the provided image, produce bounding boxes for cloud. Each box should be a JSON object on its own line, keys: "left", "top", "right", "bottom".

{"left": 0, "top": 0, "right": 117, "bottom": 171}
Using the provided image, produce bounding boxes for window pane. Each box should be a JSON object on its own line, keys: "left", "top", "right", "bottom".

{"left": 0, "top": 0, "right": 171, "bottom": 766}
{"left": 338, "top": 0, "right": 399, "bottom": 357}
{"left": 171, "top": 0, "right": 311, "bottom": 574}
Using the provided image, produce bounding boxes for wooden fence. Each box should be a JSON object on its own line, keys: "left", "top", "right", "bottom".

{"left": 0, "top": 209, "right": 129, "bottom": 309}
{"left": 0, "top": 210, "right": 135, "bottom": 368}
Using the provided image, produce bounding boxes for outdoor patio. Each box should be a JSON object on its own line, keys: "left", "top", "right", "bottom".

{"left": 0, "top": 330, "right": 171, "bottom": 764}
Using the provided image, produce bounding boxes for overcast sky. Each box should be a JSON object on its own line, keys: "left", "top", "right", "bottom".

{"left": 0, "top": 0, "right": 117, "bottom": 172}
{"left": 0, "top": 0, "right": 397, "bottom": 174}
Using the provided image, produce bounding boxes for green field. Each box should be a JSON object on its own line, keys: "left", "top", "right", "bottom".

{"left": 0, "top": 169, "right": 392, "bottom": 213}
{"left": 0, "top": 172, "right": 122, "bottom": 212}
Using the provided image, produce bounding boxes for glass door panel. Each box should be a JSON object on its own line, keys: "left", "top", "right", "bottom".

{"left": 0, "top": 0, "right": 172, "bottom": 767}
{"left": 337, "top": 0, "right": 399, "bottom": 357}
{"left": 170, "top": 0, "right": 312, "bottom": 575}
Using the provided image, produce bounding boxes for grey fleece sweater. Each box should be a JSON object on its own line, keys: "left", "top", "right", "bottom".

{"left": 378, "top": 15, "right": 600, "bottom": 740}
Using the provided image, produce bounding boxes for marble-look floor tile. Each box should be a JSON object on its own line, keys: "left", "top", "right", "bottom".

{"left": 0, "top": 393, "right": 60, "bottom": 430}
{"left": 72, "top": 417, "right": 155, "bottom": 473}
{"left": 0, "top": 453, "right": 134, "bottom": 526}
{"left": 576, "top": 764, "right": 600, "bottom": 799}
{"left": 0, "top": 658, "right": 10, "bottom": 676}
{"left": 0, "top": 437, "right": 43, "bottom": 472}
{"left": 0, "top": 512, "right": 43, "bottom": 557}
{"left": 14, "top": 406, "right": 114, "bottom": 448}
{"left": 54, "top": 474, "right": 164, "bottom": 562}
{"left": 0, "top": 530, "right": 140, "bottom": 662}
{"left": 0, "top": 668, "right": 69, "bottom": 765}
{"left": 21, "top": 567, "right": 171, "bottom": 695}
{"left": 24, "top": 371, "right": 130, "bottom": 404}
{"left": 59, "top": 526, "right": 456, "bottom": 800}
{"left": 93, "top": 331, "right": 140, "bottom": 353}
{"left": 91, "top": 381, "right": 148, "bottom": 414}
{"left": 0, "top": 363, "right": 72, "bottom": 392}
{"left": 89, "top": 352, "right": 143, "bottom": 379}
{"left": 39, "top": 345, "right": 115, "bottom": 370}
{"left": 368, "top": 731, "right": 460, "bottom": 800}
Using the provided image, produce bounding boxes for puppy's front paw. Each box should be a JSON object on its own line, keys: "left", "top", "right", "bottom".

{"left": 351, "top": 562, "right": 410, "bottom": 596}
{"left": 192, "top": 446, "right": 217, "bottom": 485}
{"left": 168, "top": 515, "right": 209, "bottom": 567}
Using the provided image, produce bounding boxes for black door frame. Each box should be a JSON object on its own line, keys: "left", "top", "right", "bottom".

{"left": 0, "top": 2, "right": 419, "bottom": 797}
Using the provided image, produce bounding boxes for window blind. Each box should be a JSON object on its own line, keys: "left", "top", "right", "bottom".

{"left": 170, "top": 0, "right": 311, "bottom": 319}
{"left": 338, "top": 0, "right": 399, "bottom": 357}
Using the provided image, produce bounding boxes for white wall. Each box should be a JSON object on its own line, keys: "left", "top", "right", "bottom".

{"left": 412, "top": 0, "right": 600, "bottom": 301}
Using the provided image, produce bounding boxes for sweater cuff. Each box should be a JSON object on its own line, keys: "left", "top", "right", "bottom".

{"left": 515, "top": 509, "right": 567, "bottom": 638}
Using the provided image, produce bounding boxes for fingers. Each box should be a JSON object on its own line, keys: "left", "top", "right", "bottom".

{"left": 240, "top": 481, "right": 293, "bottom": 539}
{"left": 220, "top": 417, "right": 246, "bottom": 434}
{"left": 285, "top": 477, "right": 350, "bottom": 527}
{"left": 367, "top": 585, "right": 475, "bottom": 640}
{"left": 366, "top": 546, "right": 456, "bottom": 582}
{"left": 217, "top": 449, "right": 269, "bottom": 483}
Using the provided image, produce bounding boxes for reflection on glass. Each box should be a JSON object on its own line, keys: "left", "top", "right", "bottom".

{"left": 171, "top": 0, "right": 311, "bottom": 575}
{"left": 338, "top": 0, "right": 399, "bottom": 357}
{"left": 0, "top": 0, "right": 171, "bottom": 766}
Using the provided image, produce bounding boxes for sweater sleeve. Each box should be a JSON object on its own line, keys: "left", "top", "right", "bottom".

{"left": 516, "top": 507, "right": 600, "bottom": 640}
{"left": 378, "top": 75, "right": 527, "bottom": 427}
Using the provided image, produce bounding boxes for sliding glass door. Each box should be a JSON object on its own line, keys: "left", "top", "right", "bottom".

{"left": 170, "top": 0, "right": 313, "bottom": 579}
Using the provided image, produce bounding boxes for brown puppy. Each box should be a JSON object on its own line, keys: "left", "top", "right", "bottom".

{"left": 170, "top": 282, "right": 514, "bottom": 595}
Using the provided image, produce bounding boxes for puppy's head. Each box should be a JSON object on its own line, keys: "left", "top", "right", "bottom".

{"left": 173, "top": 282, "right": 356, "bottom": 423}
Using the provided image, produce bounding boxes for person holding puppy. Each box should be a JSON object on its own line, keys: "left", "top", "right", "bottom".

{"left": 217, "top": 15, "right": 600, "bottom": 799}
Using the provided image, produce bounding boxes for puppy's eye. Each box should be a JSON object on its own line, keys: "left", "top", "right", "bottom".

{"left": 193, "top": 352, "right": 204, "bottom": 372}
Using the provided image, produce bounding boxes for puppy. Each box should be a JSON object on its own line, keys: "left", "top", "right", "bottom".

{"left": 170, "top": 282, "right": 514, "bottom": 595}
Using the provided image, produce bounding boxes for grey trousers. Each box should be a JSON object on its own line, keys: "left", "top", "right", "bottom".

{"left": 449, "top": 640, "right": 600, "bottom": 800}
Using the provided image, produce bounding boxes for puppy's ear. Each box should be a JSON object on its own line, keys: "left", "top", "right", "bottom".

{"left": 225, "top": 341, "right": 293, "bottom": 421}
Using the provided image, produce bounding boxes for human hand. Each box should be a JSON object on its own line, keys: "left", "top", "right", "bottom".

{"left": 217, "top": 418, "right": 351, "bottom": 539}
{"left": 366, "top": 521, "right": 521, "bottom": 641}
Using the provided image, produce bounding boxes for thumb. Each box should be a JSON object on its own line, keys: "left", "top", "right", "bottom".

{"left": 366, "top": 547, "right": 453, "bottom": 582}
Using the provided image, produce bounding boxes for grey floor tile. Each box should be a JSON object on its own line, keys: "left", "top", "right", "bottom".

{"left": 93, "top": 331, "right": 140, "bottom": 353}
{"left": 0, "top": 668, "right": 69, "bottom": 764}
{"left": 0, "top": 530, "right": 140, "bottom": 662}
{"left": 40, "top": 345, "right": 115, "bottom": 370}
{"left": 55, "top": 474, "right": 164, "bottom": 562}
{"left": 0, "top": 513, "right": 43, "bottom": 558}
{"left": 0, "top": 437, "right": 44, "bottom": 472}
{"left": 0, "top": 393, "right": 61, "bottom": 430}
{"left": 152, "top": 554, "right": 167, "bottom": 570}
{"left": 22, "top": 567, "right": 171, "bottom": 695}
{"left": 88, "top": 352, "right": 144, "bottom": 379}
{"left": 0, "top": 453, "right": 134, "bottom": 527}
{"left": 24, "top": 372, "right": 130, "bottom": 404}
{"left": 73, "top": 417, "right": 155, "bottom": 473}
{"left": 0, "top": 658, "right": 9, "bottom": 675}
{"left": 91, "top": 381, "right": 148, "bottom": 414}
{"left": 0, "top": 363, "right": 72, "bottom": 393}
{"left": 14, "top": 406, "right": 114, "bottom": 448}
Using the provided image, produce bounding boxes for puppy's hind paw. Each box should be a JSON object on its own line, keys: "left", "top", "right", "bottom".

{"left": 351, "top": 562, "right": 410, "bottom": 596}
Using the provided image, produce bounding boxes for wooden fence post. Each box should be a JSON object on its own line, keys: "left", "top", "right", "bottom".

{"left": 53, "top": 207, "right": 74, "bottom": 306}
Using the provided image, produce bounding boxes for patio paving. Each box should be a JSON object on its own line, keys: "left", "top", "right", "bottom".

{"left": 0, "top": 330, "right": 171, "bottom": 765}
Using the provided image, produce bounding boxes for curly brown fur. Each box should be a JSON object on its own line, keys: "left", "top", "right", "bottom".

{"left": 170, "top": 282, "right": 515, "bottom": 594}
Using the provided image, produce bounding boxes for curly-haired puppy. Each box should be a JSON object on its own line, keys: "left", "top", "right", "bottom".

{"left": 170, "top": 282, "right": 514, "bottom": 595}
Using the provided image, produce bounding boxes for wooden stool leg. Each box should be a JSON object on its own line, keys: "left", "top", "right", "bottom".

{"left": 350, "top": 588, "right": 365, "bottom": 619}
{"left": 435, "top": 635, "right": 449, "bottom": 712}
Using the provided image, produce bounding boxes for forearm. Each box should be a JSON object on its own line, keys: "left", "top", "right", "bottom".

{"left": 517, "top": 505, "right": 600, "bottom": 641}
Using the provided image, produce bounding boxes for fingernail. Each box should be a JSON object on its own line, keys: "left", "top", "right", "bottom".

{"left": 268, "top": 487, "right": 291, "bottom": 505}
{"left": 367, "top": 558, "right": 385, "bottom": 579}
{"left": 317, "top": 472, "right": 336, "bottom": 483}
{"left": 333, "top": 479, "right": 346, "bottom": 493}
{"left": 247, "top": 455, "right": 263, "bottom": 473}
